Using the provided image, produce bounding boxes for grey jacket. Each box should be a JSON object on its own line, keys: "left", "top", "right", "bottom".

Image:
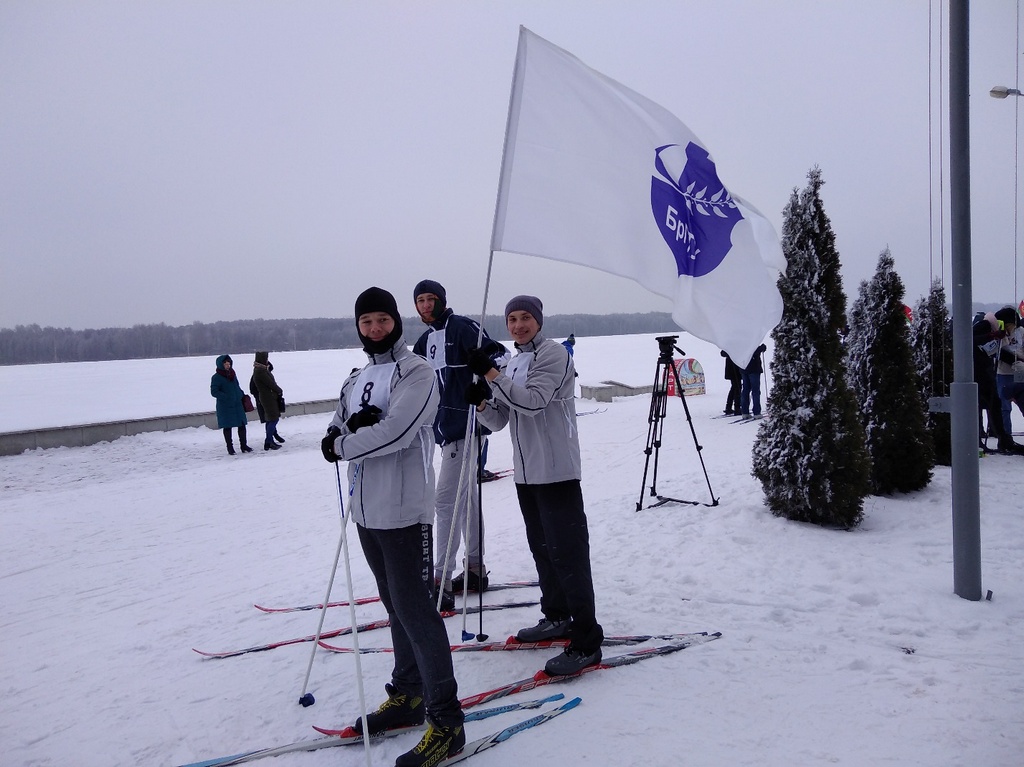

{"left": 328, "top": 338, "right": 439, "bottom": 530}
{"left": 476, "top": 333, "right": 581, "bottom": 485}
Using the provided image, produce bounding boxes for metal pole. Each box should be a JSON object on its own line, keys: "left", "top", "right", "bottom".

{"left": 948, "top": 0, "right": 982, "bottom": 601}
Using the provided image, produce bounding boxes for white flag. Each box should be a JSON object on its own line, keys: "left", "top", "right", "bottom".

{"left": 492, "top": 27, "right": 785, "bottom": 367}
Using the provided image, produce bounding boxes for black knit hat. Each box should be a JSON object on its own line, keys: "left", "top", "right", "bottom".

{"left": 354, "top": 287, "right": 403, "bottom": 354}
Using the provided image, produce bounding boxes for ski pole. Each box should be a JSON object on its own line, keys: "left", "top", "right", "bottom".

{"left": 473, "top": 427, "right": 487, "bottom": 642}
{"left": 298, "top": 464, "right": 373, "bottom": 763}
{"left": 437, "top": 407, "right": 479, "bottom": 612}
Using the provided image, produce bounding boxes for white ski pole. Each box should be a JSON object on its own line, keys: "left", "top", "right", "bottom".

{"left": 298, "top": 464, "right": 373, "bottom": 763}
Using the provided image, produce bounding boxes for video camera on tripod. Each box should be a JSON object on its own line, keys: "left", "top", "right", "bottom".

{"left": 637, "top": 335, "right": 719, "bottom": 511}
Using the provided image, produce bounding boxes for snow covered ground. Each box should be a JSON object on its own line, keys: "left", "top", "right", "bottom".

{"left": 1, "top": 332, "right": 1021, "bottom": 767}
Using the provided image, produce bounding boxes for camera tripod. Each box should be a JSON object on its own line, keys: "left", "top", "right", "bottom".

{"left": 636, "top": 336, "right": 719, "bottom": 511}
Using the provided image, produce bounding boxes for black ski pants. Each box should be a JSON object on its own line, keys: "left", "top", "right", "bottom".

{"left": 356, "top": 523, "right": 462, "bottom": 727}
{"left": 515, "top": 479, "right": 604, "bottom": 654}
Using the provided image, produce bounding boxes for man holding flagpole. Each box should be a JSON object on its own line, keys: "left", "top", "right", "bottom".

{"left": 467, "top": 295, "right": 605, "bottom": 677}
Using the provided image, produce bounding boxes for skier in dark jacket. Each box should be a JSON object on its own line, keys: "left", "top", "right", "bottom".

{"left": 210, "top": 354, "right": 251, "bottom": 455}
{"left": 411, "top": 280, "right": 507, "bottom": 607}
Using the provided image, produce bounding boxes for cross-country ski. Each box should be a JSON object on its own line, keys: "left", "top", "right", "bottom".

{"left": 312, "top": 634, "right": 720, "bottom": 736}
{"left": 318, "top": 630, "right": 708, "bottom": 654}
{"left": 253, "top": 581, "right": 539, "bottom": 613}
{"left": 174, "top": 694, "right": 569, "bottom": 767}
{"left": 192, "top": 600, "right": 539, "bottom": 659}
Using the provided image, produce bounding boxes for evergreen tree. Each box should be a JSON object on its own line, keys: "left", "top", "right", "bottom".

{"left": 847, "top": 250, "right": 934, "bottom": 493}
{"left": 751, "top": 168, "right": 870, "bottom": 528}
{"left": 912, "top": 280, "right": 954, "bottom": 465}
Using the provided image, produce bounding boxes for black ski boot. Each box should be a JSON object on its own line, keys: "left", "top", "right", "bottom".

{"left": 395, "top": 717, "right": 465, "bottom": 767}
{"left": 353, "top": 684, "right": 425, "bottom": 736}
{"left": 543, "top": 645, "right": 602, "bottom": 676}
{"left": 451, "top": 568, "right": 488, "bottom": 593}
{"left": 433, "top": 579, "right": 455, "bottom": 612}
{"left": 516, "top": 618, "right": 571, "bottom": 643}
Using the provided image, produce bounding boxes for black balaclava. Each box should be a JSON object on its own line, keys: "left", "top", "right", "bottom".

{"left": 413, "top": 279, "right": 448, "bottom": 319}
{"left": 354, "top": 286, "right": 403, "bottom": 355}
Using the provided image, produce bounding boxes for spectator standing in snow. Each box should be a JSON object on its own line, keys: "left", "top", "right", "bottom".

{"left": 993, "top": 308, "right": 1024, "bottom": 448}
{"left": 466, "top": 294, "right": 605, "bottom": 677}
{"left": 251, "top": 351, "right": 285, "bottom": 451}
{"left": 561, "top": 333, "right": 575, "bottom": 356}
{"left": 411, "top": 279, "right": 508, "bottom": 609}
{"left": 210, "top": 354, "right": 252, "bottom": 455}
{"left": 973, "top": 310, "right": 1023, "bottom": 454}
{"left": 720, "top": 350, "right": 742, "bottom": 416}
{"left": 739, "top": 344, "right": 768, "bottom": 418}
{"left": 320, "top": 286, "right": 465, "bottom": 767}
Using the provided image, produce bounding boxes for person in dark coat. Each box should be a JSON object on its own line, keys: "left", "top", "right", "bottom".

{"left": 739, "top": 344, "right": 768, "bottom": 418}
{"left": 411, "top": 279, "right": 508, "bottom": 606}
{"left": 249, "top": 362, "right": 272, "bottom": 423}
{"left": 252, "top": 351, "right": 285, "bottom": 451}
{"left": 210, "top": 354, "right": 251, "bottom": 454}
{"left": 720, "top": 350, "right": 742, "bottom": 415}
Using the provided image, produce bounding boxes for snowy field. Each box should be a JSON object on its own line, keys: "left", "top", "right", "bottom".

{"left": 1, "top": 332, "right": 1022, "bottom": 767}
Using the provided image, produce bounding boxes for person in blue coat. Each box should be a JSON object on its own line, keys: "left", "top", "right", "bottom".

{"left": 210, "top": 354, "right": 251, "bottom": 454}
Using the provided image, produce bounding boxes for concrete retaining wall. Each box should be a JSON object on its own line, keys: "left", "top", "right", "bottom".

{"left": 0, "top": 399, "right": 338, "bottom": 457}
{"left": 580, "top": 380, "right": 653, "bottom": 402}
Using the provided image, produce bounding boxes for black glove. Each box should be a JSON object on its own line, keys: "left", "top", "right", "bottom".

{"left": 346, "top": 405, "right": 382, "bottom": 433}
{"left": 465, "top": 380, "right": 492, "bottom": 406}
{"left": 321, "top": 426, "right": 342, "bottom": 463}
{"left": 466, "top": 348, "right": 496, "bottom": 377}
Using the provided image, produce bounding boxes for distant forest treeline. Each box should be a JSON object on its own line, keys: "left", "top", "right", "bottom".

{"left": 0, "top": 313, "right": 677, "bottom": 365}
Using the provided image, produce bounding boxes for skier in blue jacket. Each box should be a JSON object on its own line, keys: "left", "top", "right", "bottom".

{"left": 412, "top": 280, "right": 508, "bottom": 607}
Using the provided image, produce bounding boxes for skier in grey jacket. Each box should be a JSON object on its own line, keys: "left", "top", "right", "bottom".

{"left": 320, "top": 286, "right": 465, "bottom": 767}
{"left": 466, "top": 294, "right": 604, "bottom": 677}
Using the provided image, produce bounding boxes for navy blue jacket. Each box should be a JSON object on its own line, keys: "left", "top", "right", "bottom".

{"left": 413, "top": 309, "right": 508, "bottom": 446}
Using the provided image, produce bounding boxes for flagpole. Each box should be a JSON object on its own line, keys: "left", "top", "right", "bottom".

{"left": 487, "top": 25, "right": 527, "bottom": 281}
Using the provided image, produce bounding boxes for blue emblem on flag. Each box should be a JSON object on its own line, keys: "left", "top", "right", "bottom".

{"left": 651, "top": 143, "right": 743, "bottom": 277}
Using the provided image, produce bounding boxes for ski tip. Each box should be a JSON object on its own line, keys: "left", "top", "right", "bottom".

{"left": 311, "top": 724, "right": 358, "bottom": 737}
{"left": 563, "top": 696, "right": 583, "bottom": 711}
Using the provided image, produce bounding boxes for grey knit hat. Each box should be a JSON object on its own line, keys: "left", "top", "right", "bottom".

{"left": 504, "top": 295, "right": 543, "bottom": 327}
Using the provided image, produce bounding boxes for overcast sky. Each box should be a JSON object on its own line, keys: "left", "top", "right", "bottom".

{"left": 1, "top": 1, "right": 1021, "bottom": 331}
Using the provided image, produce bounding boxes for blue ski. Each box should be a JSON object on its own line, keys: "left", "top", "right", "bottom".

{"left": 175, "top": 693, "right": 567, "bottom": 767}
{"left": 436, "top": 696, "right": 582, "bottom": 765}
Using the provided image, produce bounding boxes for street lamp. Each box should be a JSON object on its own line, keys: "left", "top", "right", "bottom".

{"left": 990, "top": 85, "right": 1023, "bottom": 98}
